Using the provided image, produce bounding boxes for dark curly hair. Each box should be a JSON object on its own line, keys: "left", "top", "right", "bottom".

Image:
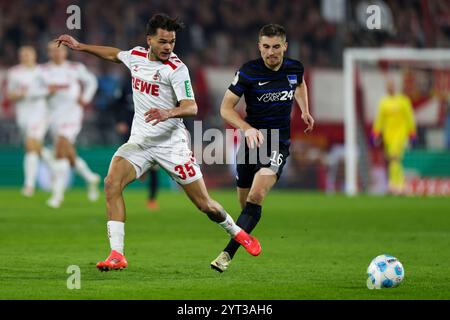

{"left": 146, "top": 13, "right": 185, "bottom": 35}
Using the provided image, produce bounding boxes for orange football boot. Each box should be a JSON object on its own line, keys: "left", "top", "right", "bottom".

{"left": 96, "top": 250, "right": 128, "bottom": 272}
{"left": 233, "top": 230, "right": 261, "bottom": 256}
{"left": 146, "top": 199, "right": 159, "bottom": 210}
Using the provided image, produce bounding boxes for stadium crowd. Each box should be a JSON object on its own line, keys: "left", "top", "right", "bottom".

{"left": 1, "top": 0, "right": 449, "bottom": 69}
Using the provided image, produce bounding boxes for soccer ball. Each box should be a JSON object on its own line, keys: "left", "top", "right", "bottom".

{"left": 366, "top": 254, "right": 404, "bottom": 289}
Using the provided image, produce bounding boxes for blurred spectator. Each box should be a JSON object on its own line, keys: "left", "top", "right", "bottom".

{"left": 94, "top": 62, "right": 121, "bottom": 144}
{"left": 445, "top": 100, "right": 450, "bottom": 149}
{"left": 112, "top": 75, "right": 134, "bottom": 142}
{"left": 325, "top": 144, "right": 346, "bottom": 194}
{"left": 322, "top": 0, "right": 346, "bottom": 24}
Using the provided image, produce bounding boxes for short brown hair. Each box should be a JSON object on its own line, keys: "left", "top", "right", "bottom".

{"left": 258, "top": 24, "right": 286, "bottom": 41}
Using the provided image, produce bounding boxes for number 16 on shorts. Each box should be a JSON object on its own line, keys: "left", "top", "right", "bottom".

{"left": 270, "top": 151, "right": 283, "bottom": 167}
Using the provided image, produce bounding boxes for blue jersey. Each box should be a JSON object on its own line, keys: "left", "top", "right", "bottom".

{"left": 228, "top": 57, "right": 304, "bottom": 144}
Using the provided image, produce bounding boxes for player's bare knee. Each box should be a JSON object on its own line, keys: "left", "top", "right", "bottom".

{"left": 25, "top": 139, "right": 40, "bottom": 153}
{"left": 247, "top": 190, "right": 265, "bottom": 205}
{"left": 54, "top": 144, "right": 67, "bottom": 159}
{"left": 104, "top": 175, "right": 122, "bottom": 198}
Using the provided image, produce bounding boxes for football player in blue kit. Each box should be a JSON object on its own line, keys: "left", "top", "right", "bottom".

{"left": 211, "top": 24, "right": 314, "bottom": 272}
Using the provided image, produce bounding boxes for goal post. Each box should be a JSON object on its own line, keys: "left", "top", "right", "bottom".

{"left": 343, "top": 48, "right": 450, "bottom": 196}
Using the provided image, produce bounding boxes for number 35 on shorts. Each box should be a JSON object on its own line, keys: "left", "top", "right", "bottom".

{"left": 174, "top": 162, "right": 197, "bottom": 180}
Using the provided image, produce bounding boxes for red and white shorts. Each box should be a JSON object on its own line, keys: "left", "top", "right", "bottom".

{"left": 18, "top": 119, "right": 48, "bottom": 142}
{"left": 114, "top": 140, "right": 203, "bottom": 185}
{"left": 48, "top": 105, "right": 83, "bottom": 144}
{"left": 17, "top": 104, "right": 48, "bottom": 142}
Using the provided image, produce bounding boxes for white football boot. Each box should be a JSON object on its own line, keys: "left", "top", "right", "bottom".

{"left": 21, "top": 186, "right": 35, "bottom": 198}
{"left": 210, "top": 251, "right": 232, "bottom": 273}
{"left": 46, "top": 195, "right": 63, "bottom": 209}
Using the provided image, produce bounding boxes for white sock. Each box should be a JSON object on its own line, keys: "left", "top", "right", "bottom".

{"left": 24, "top": 152, "right": 39, "bottom": 189}
{"left": 51, "top": 158, "right": 70, "bottom": 200}
{"left": 218, "top": 213, "right": 242, "bottom": 237}
{"left": 107, "top": 221, "right": 125, "bottom": 254}
{"left": 74, "top": 157, "right": 97, "bottom": 183}
{"left": 40, "top": 147, "right": 55, "bottom": 170}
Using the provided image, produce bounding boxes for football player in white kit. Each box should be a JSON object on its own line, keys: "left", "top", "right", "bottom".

{"left": 56, "top": 13, "right": 261, "bottom": 271}
{"left": 6, "top": 46, "right": 55, "bottom": 197}
{"left": 42, "top": 42, "right": 101, "bottom": 208}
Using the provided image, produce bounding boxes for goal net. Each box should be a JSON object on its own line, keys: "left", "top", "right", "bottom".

{"left": 344, "top": 48, "right": 450, "bottom": 196}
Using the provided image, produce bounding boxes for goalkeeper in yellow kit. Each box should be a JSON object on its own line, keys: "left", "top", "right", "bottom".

{"left": 372, "top": 80, "right": 417, "bottom": 194}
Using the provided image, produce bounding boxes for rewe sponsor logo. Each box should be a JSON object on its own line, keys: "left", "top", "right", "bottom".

{"left": 132, "top": 76, "right": 159, "bottom": 96}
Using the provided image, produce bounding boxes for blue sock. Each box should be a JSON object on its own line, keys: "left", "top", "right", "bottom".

{"left": 224, "top": 202, "right": 262, "bottom": 258}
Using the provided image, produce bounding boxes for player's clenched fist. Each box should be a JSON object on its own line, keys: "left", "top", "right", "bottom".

{"left": 144, "top": 108, "right": 171, "bottom": 125}
{"left": 244, "top": 127, "right": 264, "bottom": 149}
{"left": 55, "top": 35, "right": 81, "bottom": 50}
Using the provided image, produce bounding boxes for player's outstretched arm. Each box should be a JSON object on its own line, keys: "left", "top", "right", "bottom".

{"left": 55, "top": 34, "right": 122, "bottom": 63}
{"left": 294, "top": 80, "right": 314, "bottom": 133}
{"left": 220, "top": 89, "right": 263, "bottom": 148}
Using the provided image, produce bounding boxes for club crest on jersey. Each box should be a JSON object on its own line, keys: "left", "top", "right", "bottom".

{"left": 153, "top": 70, "right": 161, "bottom": 81}
{"left": 287, "top": 75, "right": 297, "bottom": 87}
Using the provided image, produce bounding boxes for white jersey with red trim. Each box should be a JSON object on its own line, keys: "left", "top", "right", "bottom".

{"left": 40, "top": 61, "right": 98, "bottom": 111}
{"left": 6, "top": 64, "right": 48, "bottom": 122}
{"left": 117, "top": 46, "right": 195, "bottom": 146}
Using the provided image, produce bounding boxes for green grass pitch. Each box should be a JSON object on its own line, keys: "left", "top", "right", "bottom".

{"left": 0, "top": 187, "right": 449, "bottom": 300}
